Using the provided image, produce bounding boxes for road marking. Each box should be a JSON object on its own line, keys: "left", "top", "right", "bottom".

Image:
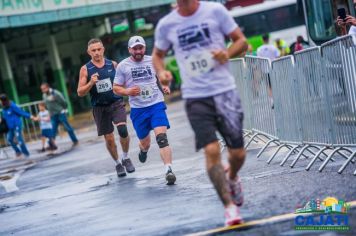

{"left": 0, "top": 170, "right": 24, "bottom": 193}
{"left": 186, "top": 200, "right": 356, "bottom": 236}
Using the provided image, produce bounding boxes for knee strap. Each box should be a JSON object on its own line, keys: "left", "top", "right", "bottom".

{"left": 156, "top": 133, "right": 169, "bottom": 148}
{"left": 117, "top": 125, "right": 128, "bottom": 138}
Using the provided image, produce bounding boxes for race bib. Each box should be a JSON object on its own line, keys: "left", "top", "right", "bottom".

{"left": 184, "top": 51, "right": 215, "bottom": 77}
{"left": 96, "top": 78, "right": 112, "bottom": 93}
{"left": 140, "top": 85, "right": 154, "bottom": 100}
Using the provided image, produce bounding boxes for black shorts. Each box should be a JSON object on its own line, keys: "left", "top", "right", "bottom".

{"left": 185, "top": 90, "right": 244, "bottom": 151}
{"left": 92, "top": 100, "right": 127, "bottom": 136}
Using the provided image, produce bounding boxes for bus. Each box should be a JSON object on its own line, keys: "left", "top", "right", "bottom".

{"left": 302, "top": 0, "right": 356, "bottom": 45}
{"left": 229, "top": 0, "right": 306, "bottom": 50}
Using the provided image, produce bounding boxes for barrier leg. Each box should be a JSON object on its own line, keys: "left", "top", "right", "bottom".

{"left": 305, "top": 146, "right": 329, "bottom": 171}
{"left": 267, "top": 144, "right": 290, "bottom": 164}
{"left": 256, "top": 139, "right": 278, "bottom": 158}
{"left": 244, "top": 133, "right": 260, "bottom": 149}
{"left": 290, "top": 145, "right": 311, "bottom": 168}
{"left": 280, "top": 145, "right": 300, "bottom": 166}
{"left": 318, "top": 147, "right": 342, "bottom": 172}
{"left": 338, "top": 151, "right": 356, "bottom": 174}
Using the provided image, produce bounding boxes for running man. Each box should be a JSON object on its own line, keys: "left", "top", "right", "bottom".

{"left": 77, "top": 38, "right": 135, "bottom": 178}
{"left": 113, "top": 36, "right": 176, "bottom": 185}
{"left": 152, "top": 0, "right": 248, "bottom": 225}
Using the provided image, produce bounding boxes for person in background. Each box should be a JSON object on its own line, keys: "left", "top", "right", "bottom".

{"left": 274, "top": 38, "right": 290, "bottom": 56}
{"left": 32, "top": 102, "right": 57, "bottom": 153}
{"left": 40, "top": 83, "right": 78, "bottom": 146}
{"left": 290, "top": 36, "right": 309, "bottom": 54}
{"left": 0, "top": 94, "right": 33, "bottom": 158}
{"left": 337, "top": 15, "right": 356, "bottom": 35}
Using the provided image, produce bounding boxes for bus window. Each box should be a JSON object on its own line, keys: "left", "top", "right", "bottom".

{"left": 304, "top": 0, "right": 336, "bottom": 44}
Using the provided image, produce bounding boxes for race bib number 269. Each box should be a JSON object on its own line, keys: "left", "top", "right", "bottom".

{"left": 96, "top": 78, "right": 112, "bottom": 93}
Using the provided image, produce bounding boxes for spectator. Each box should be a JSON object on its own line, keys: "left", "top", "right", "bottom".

{"left": 40, "top": 83, "right": 78, "bottom": 146}
{"left": 290, "top": 36, "right": 309, "bottom": 54}
{"left": 0, "top": 94, "right": 33, "bottom": 158}
{"left": 257, "top": 34, "right": 280, "bottom": 60}
{"left": 337, "top": 15, "right": 356, "bottom": 35}
{"left": 274, "top": 38, "right": 290, "bottom": 56}
{"left": 32, "top": 102, "right": 57, "bottom": 152}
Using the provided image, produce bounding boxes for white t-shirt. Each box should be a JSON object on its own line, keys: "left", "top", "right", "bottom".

{"left": 257, "top": 44, "right": 280, "bottom": 60}
{"left": 39, "top": 110, "right": 52, "bottom": 130}
{"left": 349, "top": 26, "right": 356, "bottom": 35}
{"left": 154, "top": 1, "right": 238, "bottom": 99}
{"left": 114, "top": 55, "right": 164, "bottom": 108}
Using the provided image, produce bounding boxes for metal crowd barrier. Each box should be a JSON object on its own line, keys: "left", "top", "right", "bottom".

{"left": 233, "top": 35, "right": 356, "bottom": 175}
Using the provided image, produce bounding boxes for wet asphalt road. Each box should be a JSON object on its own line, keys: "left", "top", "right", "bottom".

{"left": 0, "top": 101, "right": 355, "bottom": 236}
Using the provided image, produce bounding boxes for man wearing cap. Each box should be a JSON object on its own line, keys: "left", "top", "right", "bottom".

{"left": 77, "top": 38, "right": 135, "bottom": 178}
{"left": 113, "top": 36, "right": 176, "bottom": 185}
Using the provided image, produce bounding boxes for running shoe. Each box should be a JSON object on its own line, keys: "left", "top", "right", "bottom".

{"left": 165, "top": 167, "right": 176, "bottom": 185}
{"left": 224, "top": 204, "right": 243, "bottom": 226}
{"left": 138, "top": 150, "right": 148, "bottom": 163}
{"left": 122, "top": 158, "right": 135, "bottom": 173}
{"left": 227, "top": 175, "right": 244, "bottom": 207}
{"left": 116, "top": 163, "right": 127, "bottom": 177}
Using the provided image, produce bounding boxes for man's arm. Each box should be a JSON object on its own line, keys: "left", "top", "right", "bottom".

{"left": 152, "top": 47, "right": 173, "bottom": 86}
{"left": 113, "top": 84, "right": 140, "bottom": 96}
{"left": 12, "top": 104, "right": 31, "bottom": 119}
{"left": 77, "top": 65, "right": 97, "bottom": 97}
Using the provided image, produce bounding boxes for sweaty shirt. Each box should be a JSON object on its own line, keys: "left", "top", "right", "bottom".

{"left": 114, "top": 55, "right": 164, "bottom": 108}
{"left": 154, "top": 1, "right": 239, "bottom": 99}
{"left": 86, "top": 59, "right": 122, "bottom": 107}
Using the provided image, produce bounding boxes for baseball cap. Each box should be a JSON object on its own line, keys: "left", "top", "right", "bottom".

{"left": 128, "top": 36, "right": 146, "bottom": 48}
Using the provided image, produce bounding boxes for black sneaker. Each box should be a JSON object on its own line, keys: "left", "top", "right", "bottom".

{"left": 116, "top": 163, "right": 126, "bottom": 178}
{"left": 165, "top": 167, "right": 176, "bottom": 185}
{"left": 138, "top": 151, "right": 148, "bottom": 163}
{"left": 122, "top": 158, "right": 135, "bottom": 173}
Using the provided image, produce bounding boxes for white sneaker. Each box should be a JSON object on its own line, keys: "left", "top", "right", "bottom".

{"left": 224, "top": 204, "right": 243, "bottom": 226}
{"left": 227, "top": 176, "right": 244, "bottom": 207}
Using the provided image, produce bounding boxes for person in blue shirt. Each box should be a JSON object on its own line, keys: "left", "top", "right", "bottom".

{"left": 0, "top": 94, "right": 34, "bottom": 158}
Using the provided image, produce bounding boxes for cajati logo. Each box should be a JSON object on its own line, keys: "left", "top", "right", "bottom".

{"left": 294, "top": 197, "right": 350, "bottom": 231}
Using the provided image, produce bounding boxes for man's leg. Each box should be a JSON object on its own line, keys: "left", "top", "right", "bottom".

{"left": 153, "top": 126, "right": 172, "bottom": 166}
{"left": 58, "top": 113, "right": 78, "bottom": 144}
{"left": 51, "top": 115, "right": 59, "bottom": 138}
{"left": 153, "top": 126, "right": 175, "bottom": 185}
{"left": 104, "top": 132, "right": 126, "bottom": 177}
{"left": 205, "top": 141, "right": 233, "bottom": 207}
{"left": 115, "top": 122, "right": 134, "bottom": 173}
{"left": 15, "top": 127, "right": 30, "bottom": 157}
{"left": 227, "top": 148, "right": 246, "bottom": 180}
{"left": 7, "top": 129, "right": 21, "bottom": 156}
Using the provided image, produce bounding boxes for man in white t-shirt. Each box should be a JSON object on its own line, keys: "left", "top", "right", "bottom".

{"left": 113, "top": 36, "right": 176, "bottom": 185}
{"left": 152, "top": 0, "right": 248, "bottom": 226}
{"left": 257, "top": 34, "right": 280, "bottom": 60}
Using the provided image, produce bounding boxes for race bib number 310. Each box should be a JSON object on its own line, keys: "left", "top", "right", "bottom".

{"left": 96, "top": 78, "right": 112, "bottom": 93}
{"left": 184, "top": 51, "right": 215, "bottom": 77}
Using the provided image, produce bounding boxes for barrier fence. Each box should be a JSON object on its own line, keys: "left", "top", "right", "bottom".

{"left": 230, "top": 35, "right": 356, "bottom": 175}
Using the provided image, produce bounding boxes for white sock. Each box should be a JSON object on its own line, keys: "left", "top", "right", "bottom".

{"left": 165, "top": 164, "right": 172, "bottom": 172}
{"left": 122, "top": 152, "right": 129, "bottom": 160}
{"left": 115, "top": 159, "right": 121, "bottom": 165}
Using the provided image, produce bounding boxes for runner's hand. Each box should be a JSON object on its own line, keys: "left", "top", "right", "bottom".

{"left": 345, "top": 15, "right": 356, "bottom": 26}
{"left": 127, "top": 86, "right": 140, "bottom": 96}
{"left": 90, "top": 73, "right": 99, "bottom": 85}
{"left": 212, "top": 50, "right": 229, "bottom": 64}
{"left": 158, "top": 70, "right": 173, "bottom": 86}
{"left": 162, "top": 85, "right": 170, "bottom": 95}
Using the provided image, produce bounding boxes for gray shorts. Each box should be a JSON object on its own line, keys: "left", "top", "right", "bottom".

{"left": 92, "top": 100, "right": 127, "bottom": 136}
{"left": 185, "top": 89, "right": 244, "bottom": 151}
